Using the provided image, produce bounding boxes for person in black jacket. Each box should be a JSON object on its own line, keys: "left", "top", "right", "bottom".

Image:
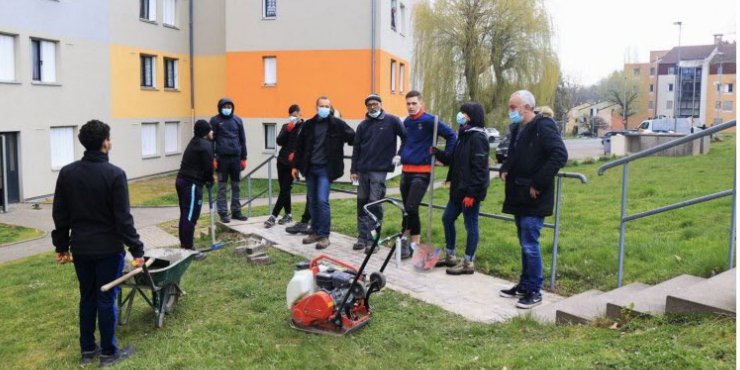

{"left": 434, "top": 102, "right": 490, "bottom": 275}
{"left": 52, "top": 120, "right": 143, "bottom": 367}
{"left": 265, "top": 104, "right": 303, "bottom": 228}
{"left": 175, "top": 120, "right": 214, "bottom": 260}
{"left": 210, "top": 97, "right": 248, "bottom": 223}
{"left": 498, "top": 90, "right": 568, "bottom": 309}
{"left": 350, "top": 94, "right": 406, "bottom": 253}
{"left": 291, "top": 96, "right": 355, "bottom": 249}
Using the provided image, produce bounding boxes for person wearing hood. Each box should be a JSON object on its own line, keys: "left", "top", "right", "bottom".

{"left": 175, "top": 120, "right": 214, "bottom": 261}
{"left": 209, "top": 97, "right": 248, "bottom": 223}
{"left": 433, "top": 102, "right": 490, "bottom": 275}
{"left": 350, "top": 94, "right": 406, "bottom": 254}
{"left": 265, "top": 104, "right": 304, "bottom": 228}
{"left": 498, "top": 90, "right": 568, "bottom": 309}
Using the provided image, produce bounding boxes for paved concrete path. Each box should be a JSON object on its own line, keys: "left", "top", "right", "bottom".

{"left": 222, "top": 215, "right": 563, "bottom": 323}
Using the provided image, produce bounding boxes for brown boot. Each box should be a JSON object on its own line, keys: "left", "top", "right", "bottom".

{"left": 435, "top": 253, "right": 458, "bottom": 268}
{"left": 302, "top": 233, "right": 320, "bottom": 244}
{"left": 315, "top": 237, "right": 330, "bottom": 250}
{"left": 446, "top": 260, "right": 474, "bottom": 275}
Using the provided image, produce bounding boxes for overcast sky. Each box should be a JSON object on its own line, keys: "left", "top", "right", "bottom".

{"left": 545, "top": 0, "right": 737, "bottom": 86}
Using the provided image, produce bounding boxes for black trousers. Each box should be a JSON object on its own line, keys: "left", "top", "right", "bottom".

{"left": 400, "top": 172, "right": 430, "bottom": 236}
{"left": 272, "top": 162, "right": 293, "bottom": 217}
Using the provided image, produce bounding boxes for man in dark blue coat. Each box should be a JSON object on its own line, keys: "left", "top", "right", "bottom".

{"left": 210, "top": 97, "right": 247, "bottom": 223}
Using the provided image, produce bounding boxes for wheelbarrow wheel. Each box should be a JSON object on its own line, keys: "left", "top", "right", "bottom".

{"left": 163, "top": 285, "right": 179, "bottom": 314}
{"left": 156, "top": 309, "right": 166, "bottom": 328}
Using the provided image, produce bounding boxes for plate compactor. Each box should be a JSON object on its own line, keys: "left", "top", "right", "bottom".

{"left": 287, "top": 199, "right": 406, "bottom": 335}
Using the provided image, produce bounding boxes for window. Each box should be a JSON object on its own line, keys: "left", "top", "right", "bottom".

{"left": 399, "top": 63, "right": 405, "bottom": 93}
{"left": 163, "top": 0, "right": 177, "bottom": 26}
{"left": 648, "top": 101, "right": 654, "bottom": 109}
{"left": 141, "top": 55, "right": 156, "bottom": 88}
{"left": 666, "top": 100, "right": 673, "bottom": 109}
{"left": 391, "top": 0, "right": 398, "bottom": 31}
{"left": 726, "top": 83, "right": 734, "bottom": 93}
{"left": 668, "top": 83, "right": 673, "bottom": 92}
{"left": 717, "top": 82, "right": 722, "bottom": 92}
{"left": 164, "top": 57, "right": 178, "bottom": 89}
{"left": 650, "top": 67, "right": 655, "bottom": 76}
{"left": 140, "top": 0, "right": 156, "bottom": 22}
{"left": 399, "top": 3, "right": 407, "bottom": 35}
{"left": 31, "top": 39, "right": 56, "bottom": 83}
{"left": 390, "top": 60, "right": 397, "bottom": 93}
{"left": 263, "top": 56, "right": 276, "bottom": 85}
{"left": 633, "top": 68, "right": 640, "bottom": 76}
{"left": 50, "top": 127, "right": 75, "bottom": 170}
{"left": 668, "top": 66, "right": 675, "bottom": 74}
{"left": 141, "top": 123, "right": 158, "bottom": 157}
{"left": 263, "top": 0, "right": 276, "bottom": 19}
{"left": 263, "top": 123, "right": 276, "bottom": 150}
{"left": 649, "top": 84, "right": 654, "bottom": 93}
{"left": 164, "top": 122, "right": 179, "bottom": 154}
{"left": 0, "top": 34, "right": 15, "bottom": 81}
{"left": 715, "top": 100, "right": 721, "bottom": 109}
{"left": 723, "top": 101, "right": 733, "bottom": 112}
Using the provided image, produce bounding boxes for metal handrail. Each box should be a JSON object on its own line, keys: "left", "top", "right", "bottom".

{"left": 241, "top": 154, "right": 276, "bottom": 217}
{"left": 598, "top": 120, "right": 736, "bottom": 287}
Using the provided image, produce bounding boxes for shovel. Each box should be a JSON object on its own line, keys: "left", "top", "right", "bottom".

{"left": 199, "top": 185, "right": 225, "bottom": 253}
{"left": 413, "top": 116, "right": 441, "bottom": 271}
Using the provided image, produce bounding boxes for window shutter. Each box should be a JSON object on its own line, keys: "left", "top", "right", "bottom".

{"left": 0, "top": 35, "right": 14, "bottom": 81}
{"left": 264, "top": 57, "right": 276, "bottom": 85}
{"left": 41, "top": 41, "right": 56, "bottom": 83}
{"left": 50, "top": 127, "right": 74, "bottom": 169}
{"left": 165, "top": 122, "right": 179, "bottom": 153}
{"left": 142, "top": 123, "right": 158, "bottom": 156}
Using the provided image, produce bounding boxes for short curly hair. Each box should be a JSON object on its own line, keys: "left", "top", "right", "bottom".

{"left": 78, "top": 120, "right": 110, "bottom": 151}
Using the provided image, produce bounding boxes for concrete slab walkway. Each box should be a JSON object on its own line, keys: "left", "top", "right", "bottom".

{"left": 222, "top": 215, "right": 563, "bottom": 323}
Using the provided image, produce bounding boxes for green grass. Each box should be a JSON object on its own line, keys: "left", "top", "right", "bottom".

{"left": 0, "top": 223, "right": 44, "bottom": 245}
{"left": 0, "top": 244, "right": 734, "bottom": 369}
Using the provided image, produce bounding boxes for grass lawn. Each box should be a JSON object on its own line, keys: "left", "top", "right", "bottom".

{"left": 0, "top": 223, "right": 44, "bottom": 245}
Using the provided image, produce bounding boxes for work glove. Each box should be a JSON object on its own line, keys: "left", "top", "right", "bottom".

{"left": 240, "top": 160, "right": 247, "bottom": 170}
{"left": 428, "top": 147, "right": 439, "bottom": 154}
{"left": 288, "top": 152, "right": 295, "bottom": 162}
{"left": 392, "top": 155, "right": 401, "bottom": 167}
{"left": 132, "top": 257, "right": 145, "bottom": 268}
{"left": 213, "top": 159, "right": 218, "bottom": 170}
{"left": 463, "top": 196, "right": 475, "bottom": 208}
{"left": 286, "top": 122, "right": 295, "bottom": 132}
{"left": 55, "top": 251, "right": 73, "bottom": 264}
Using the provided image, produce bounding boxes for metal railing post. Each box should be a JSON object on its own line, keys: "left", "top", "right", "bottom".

{"left": 247, "top": 177, "right": 252, "bottom": 218}
{"left": 268, "top": 157, "right": 273, "bottom": 213}
{"left": 549, "top": 176, "right": 564, "bottom": 290}
{"left": 729, "top": 171, "right": 736, "bottom": 269}
{"left": 617, "top": 163, "right": 629, "bottom": 287}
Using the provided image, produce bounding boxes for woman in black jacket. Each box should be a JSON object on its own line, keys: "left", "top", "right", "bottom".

{"left": 265, "top": 104, "right": 303, "bottom": 228}
{"left": 435, "top": 102, "right": 490, "bottom": 275}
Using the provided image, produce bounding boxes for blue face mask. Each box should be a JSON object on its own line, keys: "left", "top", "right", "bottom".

{"left": 456, "top": 112, "right": 467, "bottom": 125}
{"left": 317, "top": 107, "right": 331, "bottom": 118}
{"left": 509, "top": 110, "right": 523, "bottom": 123}
{"left": 221, "top": 108, "right": 233, "bottom": 116}
{"left": 289, "top": 116, "right": 298, "bottom": 123}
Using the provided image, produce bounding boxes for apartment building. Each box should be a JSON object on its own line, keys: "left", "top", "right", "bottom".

{"left": 0, "top": 0, "right": 415, "bottom": 203}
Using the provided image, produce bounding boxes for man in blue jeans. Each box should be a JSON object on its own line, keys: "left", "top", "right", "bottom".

{"left": 498, "top": 90, "right": 568, "bottom": 309}
{"left": 292, "top": 96, "right": 355, "bottom": 249}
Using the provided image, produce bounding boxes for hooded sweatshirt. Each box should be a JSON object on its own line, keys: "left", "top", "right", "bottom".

{"left": 209, "top": 97, "right": 247, "bottom": 159}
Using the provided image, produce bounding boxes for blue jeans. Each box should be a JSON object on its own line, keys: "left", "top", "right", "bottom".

{"left": 515, "top": 216, "right": 545, "bottom": 294}
{"left": 306, "top": 165, "right": 331, "bottom": 237}
{"left": 442, "top": 198, "right": 481, "bottom": 262}
{"left": 73, "top": 252, "right": 125, "bottom": 356}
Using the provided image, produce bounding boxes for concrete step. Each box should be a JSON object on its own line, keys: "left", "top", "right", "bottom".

{"left": 555, "top": 283, "right": 650, "bottom": 325}
{"left": 605, "top": 274, "right": 705, "bottom": 319}
{"left": 525, "top": 289, "right": 603, "bottom": 323}
{"left": 665, "top": 269, "right": 736, "bottom": 316}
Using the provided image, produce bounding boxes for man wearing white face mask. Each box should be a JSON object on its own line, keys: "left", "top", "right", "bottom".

{"left": 210, "top": 97, "right": 248, "bottom": 223}
{"left": 292, "top": 96, "right": 355, "bottom": 250}
{"left": 266, "top": 104, "right": 304, "bottom": 228}
{"left": 350, "top": 94, "right": 406, "bottom": 253}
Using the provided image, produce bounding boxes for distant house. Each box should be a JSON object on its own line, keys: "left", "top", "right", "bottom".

{"left": 567, "top": 102, "right": 619, "bottom": 136}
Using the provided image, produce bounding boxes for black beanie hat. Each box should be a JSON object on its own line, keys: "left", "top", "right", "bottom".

{"left": 194, "top": 119, "right": 211, "bottom": 137}
{"left": 364, "top": 94, "right": 382, "bottom": 105}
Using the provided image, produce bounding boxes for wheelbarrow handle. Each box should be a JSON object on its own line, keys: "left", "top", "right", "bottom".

{"left": 100, "top": 258, "right": 155, "bottom": 292}
{"left": 362, "top": 198, "right": 407, "bottom": 230}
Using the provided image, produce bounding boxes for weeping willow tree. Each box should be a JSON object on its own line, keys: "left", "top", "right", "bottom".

{"left": 413, "top": 0, "right": 560, "bottom": 129}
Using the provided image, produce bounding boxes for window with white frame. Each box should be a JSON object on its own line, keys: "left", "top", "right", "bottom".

{"left": 390, "top": 60, "right": 397, "bottom": 93}
{"left": 263, "top": 56, "right": 276, "bottom": 85}
{"left": 163, "top": 0, "right": 177, "bottom": 26}
{"left": 164, "top": 122, "right": 179, "bottom": 154}
{"left": 715, "top": 100, "right": 721, "bottom": 109}
{"left": 141, "top": 123, "right": 158, "bottom": 157}
{"left": 50, "top": 127, "right": 75, "bottom": 170}
{"left": 263, "top": 0, "right": 276, "bottom": 19}
{"left": 391, "top": 0, "right": 398, "bottom": 31}
{"left": 141, "top": 55, "right": 156, "bottom": 88}
{"left": 140, "top": 0, "right": 156, "bottom": 22}
{"left": 666, "top": 100, "right": 673, "bottom": 110}
{"left": 399, "top": 3, "right": 407, "bottom": 35}
{"left": 649, "top": 84, "right": 654, "bottom": 93}
{"left": 0, "top": 34, "right": 16, "bottom": 81}
{"left": 399, "top": 63, "right": 405, "bottom": 93}
{"left": 264, "top": 123, "right": 276, "bottom": 150}
{"left": 164, "top": 57, "right": 178, "bottom": 89}
{"left": 31, "top": 39, "right": 56, "bottom": 83}
{"left": 722, "top": 101, "right": 733, "bottom": 112}
{"left": 668, "top": 83, "right": 673, "bottom": 92}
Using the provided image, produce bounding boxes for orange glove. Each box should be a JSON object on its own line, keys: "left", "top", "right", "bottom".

{"left": 291, "top": 168, "right": 299, "bottom": 180}
{"left": 55, "top": 252, "right": 73, "bottom": 264}
{"left": 132, "top": 257, "right": 145, "bottom": 268}
{"left": 213, "top": 159, "right": 218, "bottom": 170}
{"left": 288, "top": 152, "right": 295, "bottom": 162}
{"left": 286, "top": 122, "right": 295, "bottom": 132}
{"left": 240, "top": 160, "right": 247, "bottom": 170}
{"left": 463, "top": 196, "right": 475, "bottom": 208}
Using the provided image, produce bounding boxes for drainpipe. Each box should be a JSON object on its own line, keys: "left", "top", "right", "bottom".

{"left": 370, "top": 0, "right": 376, "bottom": 94}
{"left": 189, "top": 0, "right": 195, "bottom": 124}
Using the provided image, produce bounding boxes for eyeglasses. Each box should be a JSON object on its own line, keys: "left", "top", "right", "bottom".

{"left": 366, "top": 102, "right": 380, "bottom": 108}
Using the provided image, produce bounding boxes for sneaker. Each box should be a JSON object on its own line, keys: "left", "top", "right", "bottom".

{"left": 286, "top": 222, "right": 309, "bottom": 234}
{"left": 352, "top": 240, "right": 366, "bottom": 251}
{"left": 315, "top": 237, "right": 330, "bottom": 250}
{"left": 80, "top": 345, "right": 100, "bottom": 366}
{"left": 264, "top": 215, "right": 277, "bottom": 228}
{"left": 446, "top": 260, "right": 474, "bottom": 275}
{"left": 499, "top": 284, "right": 526, "bottom": 298}
{"left": 400, "top": 244, "right": 413, "bottom": 260}
{"left": 193, "top": 252, "right": 207, "bottom": 261}
{"left": 302, "top": 233, "right": 320, "bottom": 244}
{"left": 277, "top": 214, "right": 293, "bottom": 225}
{"left": 219, "top": 214, "right": 231, "bottom": 223}
{"left": 516, "top": 292, "right": 543, "bottom": 309}
{"left": 99, "top": 345, "right": 135, "bottom": 368}
{"left": 232, "top": 212, "right": 248, "bottom": 221}
{"left": 435, "top": 253, "right": 458, "bottom": 268}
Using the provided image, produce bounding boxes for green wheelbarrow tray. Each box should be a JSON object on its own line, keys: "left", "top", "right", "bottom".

{"left": 117, "top": 248, "right": 198, "bottom": 328}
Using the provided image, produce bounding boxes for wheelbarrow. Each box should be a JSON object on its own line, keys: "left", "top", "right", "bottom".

{"left": 101, "top": 248, "right": 198, "bottom": 328}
